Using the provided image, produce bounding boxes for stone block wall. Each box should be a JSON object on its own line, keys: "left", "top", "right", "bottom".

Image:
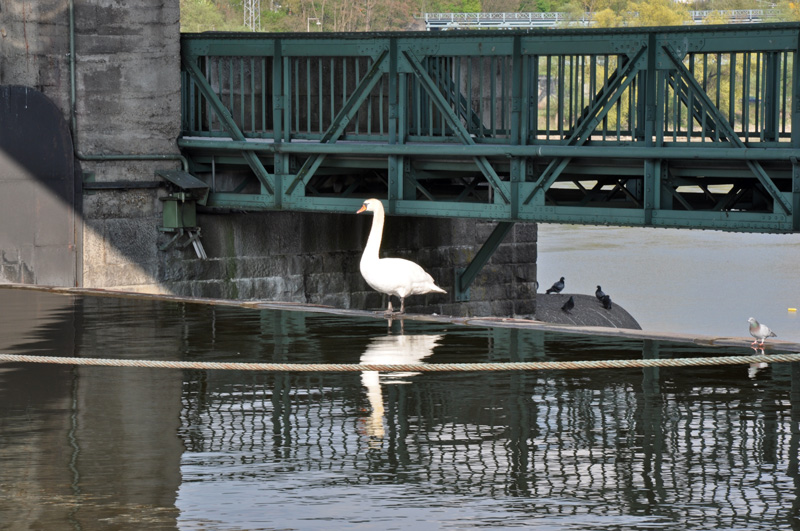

{"left": 158, "top": 210, "right": 537, "bottom": 317}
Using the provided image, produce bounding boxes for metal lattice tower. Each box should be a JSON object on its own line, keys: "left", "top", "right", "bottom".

{"left": 244, "top": 0, "right": 261, "bottom": 31}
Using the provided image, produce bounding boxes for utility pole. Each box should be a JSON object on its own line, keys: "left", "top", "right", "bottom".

{"left": 244, "top": 0, "right": 261, "bottom": 31}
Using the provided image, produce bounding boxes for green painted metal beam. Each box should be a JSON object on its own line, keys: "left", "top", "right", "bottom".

{"left": 181, "top": 54, "right": 276, "bottom": 197}
{"left": 179, "top": 24, "right": 800, "bottom": 234}
{"left": 285, "top": 49, "right": 389, "bottom": 195}
{"left": 455, "top": 222, "right": 515, "bottom": 301}
{"left": 178, "top": 137, "right": 800, "bottom": 161}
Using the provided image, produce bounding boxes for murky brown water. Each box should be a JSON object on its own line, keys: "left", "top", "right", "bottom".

{"left": 0, "top": 287, "right": 798, "bottom": 530}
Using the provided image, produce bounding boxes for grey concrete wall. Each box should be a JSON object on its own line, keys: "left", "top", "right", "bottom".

{"left": 0, "top": 0, "right": 182, "bottom": 292}
{"left": 0, "top": 86, "right": 78, "bottom": 286}
{"left": 75, "top": 0, "right": 182, "bottom": 291}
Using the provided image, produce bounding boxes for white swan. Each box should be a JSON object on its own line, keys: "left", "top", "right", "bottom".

{"left": 356, "top": 198, "right": 446, "bottom": 314}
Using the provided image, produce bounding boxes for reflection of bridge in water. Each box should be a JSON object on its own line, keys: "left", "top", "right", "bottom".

{"left": 179, "top": 326, "right": 800, "bottom": 526}
{"left": 1, "top": 289, "right": 798, "bottom": 527}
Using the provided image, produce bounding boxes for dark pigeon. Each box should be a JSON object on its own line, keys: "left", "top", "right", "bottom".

{"left": 561, "top": 296, "right": 575, "bottom": 313}
{"left": 601, "top": 295, "right": 612, "bottom": 310}
{"left": 546, "top": 277, "right": 565, "bottom": 294}
{"left": 595, "top": 285, "right": 605, "bottom": 300}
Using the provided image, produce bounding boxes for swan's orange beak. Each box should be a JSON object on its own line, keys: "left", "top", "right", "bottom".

{"left": 356, "top": 204, "right": 367, "bottom": 214}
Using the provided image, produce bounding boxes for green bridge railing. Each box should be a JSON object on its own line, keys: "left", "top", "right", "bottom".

{"left": 178, "top": 24, "right": 800, "bottom": 233}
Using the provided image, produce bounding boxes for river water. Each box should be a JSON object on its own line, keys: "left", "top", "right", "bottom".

{"left": 0, "top": 287, "right": 798, "bottom": 530}
{"left": 537, "top": 224, "right": 800, "bottom": 343}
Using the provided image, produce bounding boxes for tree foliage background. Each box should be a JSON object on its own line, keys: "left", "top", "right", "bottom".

{"left": 180, "top": 0, "right": 800, "bottom": 33}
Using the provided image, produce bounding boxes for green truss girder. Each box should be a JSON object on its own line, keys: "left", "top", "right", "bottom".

{"left": 401, "top": 49, "right": 511, "bottom": 204}
{"left": 661, "top": 45, "right": 792, "bottom": 216}
{"left": 285, "top": 49, "right": 389, "bottom": 195}
{"left": 179, "top": 24, "right": 800, "bottom": 233}
{"left": 523, "top": 45, "right": 647, "bottom": 206}
{"left": 181, "top": 54, "right": 276, "bottom": 197}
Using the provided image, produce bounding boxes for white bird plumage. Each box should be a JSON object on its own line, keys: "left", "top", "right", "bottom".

{"left": 357, "top": 198, "right": 446, "bottom": 314}
{"left": 748, "top": 317, "right": 777, "bottom": 346}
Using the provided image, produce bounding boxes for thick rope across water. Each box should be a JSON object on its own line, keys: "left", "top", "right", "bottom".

{"left": 1, "top": 352, "right": 799, "bottom": 372}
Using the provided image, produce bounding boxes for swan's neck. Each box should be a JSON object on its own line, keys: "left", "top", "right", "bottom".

{"left": 363, "top": 207, "right": 385, "bottom": 261}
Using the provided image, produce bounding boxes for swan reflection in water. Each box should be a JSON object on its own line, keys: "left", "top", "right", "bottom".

{"left": 359, "top": 332, "right": 443, "bottom": 442}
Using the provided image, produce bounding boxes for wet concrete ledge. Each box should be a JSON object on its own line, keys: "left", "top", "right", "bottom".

{"left": 4, "top": 284, "right": 800, "bottom": 353}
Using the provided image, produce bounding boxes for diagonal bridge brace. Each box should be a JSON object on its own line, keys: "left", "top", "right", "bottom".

{"left": 455, "top": 221, "right": 515, "bottom": 301}
{"left": 662, "top": 46, "right": 792, "bottom": 216}
{"left": 402, "top": 50, "right": 510, "bottom": 204}
{"left": 427, "top": 58, "right": 486, "bottom": 136}
{"left": 666, "top": 72, "right": 722, "bottom": 141}
{"left": 182, "top": 55, "right": 275, "bottom": 196}
{"left": 285, "top": 50, "right": 389, "bottom": 196}
{"left": 523, "top": 47, "right": 647, "bottom": 206}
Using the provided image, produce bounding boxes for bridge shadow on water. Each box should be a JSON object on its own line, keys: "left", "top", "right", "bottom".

{"left": 0, "top": 287, "right": 798, "bottom": 529}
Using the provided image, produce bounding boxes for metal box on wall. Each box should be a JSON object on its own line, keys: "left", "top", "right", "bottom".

{"left": 160, "top": 196, "right": 197, "bottom": 229}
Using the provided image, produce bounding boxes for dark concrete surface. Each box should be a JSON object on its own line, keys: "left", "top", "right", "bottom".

{"left": 533, "top": 293, "right": 641, "bottom": 330}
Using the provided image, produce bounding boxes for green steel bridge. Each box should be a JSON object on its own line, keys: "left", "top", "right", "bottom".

{"left": 177, "top": 23, "right": 800, "bottom": 235}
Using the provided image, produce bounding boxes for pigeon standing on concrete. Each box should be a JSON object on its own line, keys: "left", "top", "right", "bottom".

{"left": 601, "top": 295, "right": 612, "bottom": 310}
{"left": 561, "top": 296, "right": 574, "bottom": 313}
{"left": 546, "top": 277, "right": 565, "bottom": 294}
{"left": 748, "top": 317, "right": 776, "bottom": 346}
{"left": 595, "top": 285, "right": 605, "bottom": 300}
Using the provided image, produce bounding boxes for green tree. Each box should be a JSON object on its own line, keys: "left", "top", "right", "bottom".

{"left": 260, "top": 10, "right": 299, "bottom": 31}
{"left": 774, "top": 0, "right": 800, "bottom": 21}
{"left": 483, "top": 0, "right": 525, "bottom": 10}
{"left": 373, "top": 0, "right": 422, "bottom": 30}
{"left": 181, "top": 0, "right": 247, "bottom": 31}
{"left": 462, "top": 0, "right": 482, "bottom": 10}
{"left": 704, "top": 0, "right": 759, "bottom": 9}
{"left": 593, "top": 6, "right": 623, "bottom": 26}
{"left": 624, "top": 0, "right": 688, "bottom": 26}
